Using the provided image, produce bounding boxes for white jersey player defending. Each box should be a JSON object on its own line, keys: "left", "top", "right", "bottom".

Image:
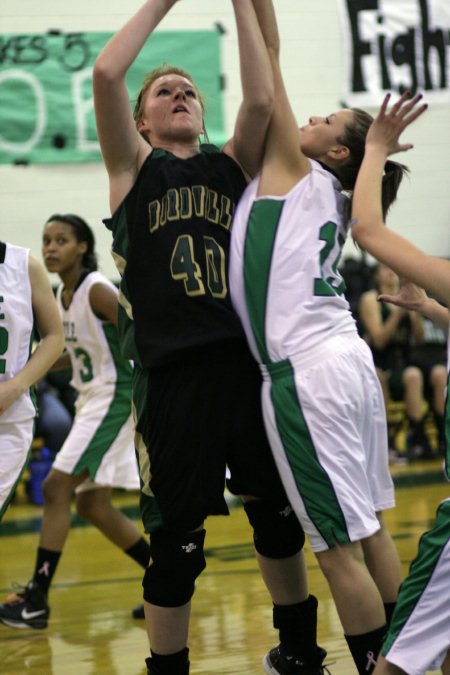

{"left": 228, "top": 2, "right": 414, "bottom": 673}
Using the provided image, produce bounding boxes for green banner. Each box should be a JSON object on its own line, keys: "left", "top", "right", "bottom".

{"left": 0, "top": 31, "right": 225, "bottom": 165}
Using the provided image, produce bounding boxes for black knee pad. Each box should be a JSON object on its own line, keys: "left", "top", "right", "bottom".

{"left": 244, "top": 500, "right": 305, "bottom": 559}
{"left": 143, "top": 529, "right": 206, "bottom": 607}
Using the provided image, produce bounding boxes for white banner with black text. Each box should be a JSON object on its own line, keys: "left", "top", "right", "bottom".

{"left": 338, "top": 0, "right": 450, "bottom": 107}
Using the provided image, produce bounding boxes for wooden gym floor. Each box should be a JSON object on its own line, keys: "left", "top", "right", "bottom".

{"left": 0, "top": 459, "right": 447, "bottom": 675}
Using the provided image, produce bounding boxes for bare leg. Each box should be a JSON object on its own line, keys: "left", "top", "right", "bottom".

{"left": 362, "top": 513, "right": 402, "bottom": 603}
{"left": 442, "top": 650, "right": 450, "bottom": 675}
{"left": 39, "top": 468, "right": 85, "bottom": 551}
{"left": 256, "top": 550, "right": 308, "bottom": 605}
{"left": 144, "top": 602, "right": 191, "bottom": 654}
{"left": 430, "top": 364, "right": 447, "bottom": 416}
{"left": 76, "top": 487, "right": 145, "bottom": 550}
{"left": 316, "top": 540, "right": 386, "bottom": 634}
{"left": 402, "top": 367, "right": 424, "bottom": 421}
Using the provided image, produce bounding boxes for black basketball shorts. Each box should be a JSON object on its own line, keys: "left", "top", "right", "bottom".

{"left": 133, "top": 339, "right": 289, "bottom": 533}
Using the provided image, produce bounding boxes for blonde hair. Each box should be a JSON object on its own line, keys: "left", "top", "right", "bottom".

{"left": 133, "top": 63, "right": 209, "bottom": 141}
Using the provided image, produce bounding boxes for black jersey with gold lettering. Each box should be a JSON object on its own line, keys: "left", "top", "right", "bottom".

{"left": 105, "top": 145, "right": 248, "bottom": 368}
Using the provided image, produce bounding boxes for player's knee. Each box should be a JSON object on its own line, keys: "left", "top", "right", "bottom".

{"left": 243, "top": 499, "right": 305, "bottom": 559}
{"left": 143, "top": 529, "right": 206, "bottom": 607}
{"left": 41, "top": 470, "right": 67, "bottom": 505}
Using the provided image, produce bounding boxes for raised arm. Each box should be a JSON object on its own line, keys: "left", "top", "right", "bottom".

{"left": 351, "top": 93, "right": 450, "bottom": 309}
{"left": 225, "top": 0, "right": 274, "bottom": 178}
{"left": 250, "top": 0, "right": 311, "bottom": 194}
{"left": 93, "top": 1, "right": 178, "bottom": 196}
{"left": 0, "top": 255, "right": 64, "bottom": 415}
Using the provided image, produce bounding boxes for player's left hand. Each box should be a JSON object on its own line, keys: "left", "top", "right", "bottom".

{"left": 366, "top": 91, "right": 428, "bottom": 156}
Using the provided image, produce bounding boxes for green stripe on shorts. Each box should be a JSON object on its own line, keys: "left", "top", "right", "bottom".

{"left": 73, "top": 384, "right": 131, "bottom": 478}
{"left": 268, "top": 359, "right": 350, "bottom": 548}
{"left": 382, "top": 498, "right": 450, "bottom": 655}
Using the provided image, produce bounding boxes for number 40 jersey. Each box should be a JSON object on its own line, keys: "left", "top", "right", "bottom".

{"left": 104, "top": 146, "right": 248, "bottom": 369}
{"left": 57, "top": 271, "right": 132, "bottom": 393}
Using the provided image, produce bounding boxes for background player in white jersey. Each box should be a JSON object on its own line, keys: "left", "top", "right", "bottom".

{"left": 350, "top": 91, "right": 450, "bottom": 675}
{"left": 0, "top": 215, "right": 150, "bottom": 629}
{"left": 229, "top": 2, "right": 409, "bottom": 673}
{"left": 0, "top": 242, "right": 64, "bottom": 520}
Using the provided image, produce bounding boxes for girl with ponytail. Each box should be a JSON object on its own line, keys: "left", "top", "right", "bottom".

{"left": 229, "top": 2, "right": 427, "bottom": 673}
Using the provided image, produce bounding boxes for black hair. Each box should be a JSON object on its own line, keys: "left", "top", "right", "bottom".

{"left": 336, "top": 108, "right": 409, "bottom": 219}
{"left": 45, "top": 214, "right": 98, "bottom": 271}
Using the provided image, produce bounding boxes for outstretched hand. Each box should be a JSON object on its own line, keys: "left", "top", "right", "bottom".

{"left": 378, "top": 279, "right": 427, "bottom": 312}
{"left": 366, "top": 91, "right": 428, "bottom": 156}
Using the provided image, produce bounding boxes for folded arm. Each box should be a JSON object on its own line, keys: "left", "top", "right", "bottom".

{"left": 0, "top": 255, "right": 64, "bottom": 415}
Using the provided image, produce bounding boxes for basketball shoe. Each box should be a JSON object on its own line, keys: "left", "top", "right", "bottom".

{"left": 263, "top": 645, "right": 331, "bottom": 674}
{"left": 0, "top": 580, "right": 49, "bottom": 629}
{"left": 132, "top": 602, "right": 145, "bottom": 619}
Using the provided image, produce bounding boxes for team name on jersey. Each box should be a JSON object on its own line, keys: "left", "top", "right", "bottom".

{"left": 0, "top": 294, "right": 4, "bottom": 320}
{"left": 63, "top": 321, "right": 77, "bottom": 343}
{"left": 148, "top": 186, "right": 234, "bottom": 234}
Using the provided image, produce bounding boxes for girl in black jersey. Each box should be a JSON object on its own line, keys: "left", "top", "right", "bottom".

{"left": 359, "top": 263, "right": 432, "bottom": 459}
{"left": 94, "top": 2, "right": 322, "bottom": 674}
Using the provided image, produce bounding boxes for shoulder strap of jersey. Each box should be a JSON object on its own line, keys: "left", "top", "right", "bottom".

{"left": 199, "top": 143, "right": 220, "bottom": 154}
{"left": 150, "top": 144, "right": 221, "bottom": 160}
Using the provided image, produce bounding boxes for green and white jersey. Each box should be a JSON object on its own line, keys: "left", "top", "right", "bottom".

{"left": 229, "top": 160, "right": 357, "bottom": 366}
{"left": 0, "top": 241, "right": 36, "bottom": 423}
{"left": 56, "top": 271, "right": 132, "bottom": 393}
